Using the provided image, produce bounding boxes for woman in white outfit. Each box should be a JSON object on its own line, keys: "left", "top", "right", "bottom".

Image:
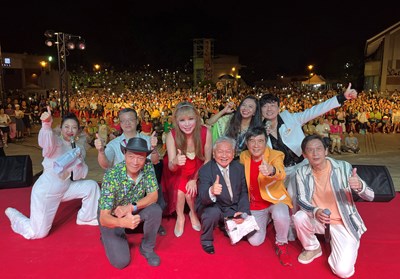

{"left": 5, "top": 107, "right": 100, "bottom": 239}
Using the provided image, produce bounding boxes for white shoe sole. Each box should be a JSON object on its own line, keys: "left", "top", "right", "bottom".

{"left": 76, "top": 219, "right": 98, "bottom": 226}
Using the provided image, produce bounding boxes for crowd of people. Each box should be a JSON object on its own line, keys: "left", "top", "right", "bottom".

{"left": 2, "top": 72, "right": 391, "bottom": 277}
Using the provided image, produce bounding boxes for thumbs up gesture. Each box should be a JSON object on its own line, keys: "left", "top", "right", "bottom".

{"left": 349, "top": 168, "right": 362, "bottom": 192}
{"left": 259, "top": 159, "right": 275, "bottom": 177}
{"left": 94, "top": 133, "right": 105, "bottom": 152}
{"left": 150, "top": 131, "right": 158, "bottom": 149}
{"left": 40, "top": 106, "right": 52, "bottom": 122}
{"left": 344, "top": 83, "right": 358, "bottom": 100}
{"left": 211, "top": 175, "right": 222, "bottom": 196}
{"left": 174, "top": 149, "right": 187, "bottom": 166}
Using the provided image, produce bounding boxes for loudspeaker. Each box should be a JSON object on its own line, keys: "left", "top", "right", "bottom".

{"left": 352, "top": 164, "right": 396, "bottom": 202}
{"left": 0, "top": 155, "right": 33, "bottom": 189}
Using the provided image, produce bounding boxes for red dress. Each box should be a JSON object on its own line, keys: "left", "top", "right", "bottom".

{"left": 161, "top": 126, "right": 207, "bottom": 215}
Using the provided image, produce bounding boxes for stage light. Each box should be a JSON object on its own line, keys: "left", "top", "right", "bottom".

{"left": 77, "top": 41, "right": 86, "bottom": 50}
{"left": 66, "top": 41, "right": 75, "bottom": 50}
{"left": 45, "top": 40, "right": 54, "bottom": 47}
{"left": 43, "top": 30, "right": 86, "bottom": 117}
{"left": 44, "top": 30, "right": 55, "bottom": 38}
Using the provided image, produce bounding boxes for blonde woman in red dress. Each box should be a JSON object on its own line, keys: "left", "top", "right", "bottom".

{"left": 161, "top": 102, "right": 212, "bottom": 237}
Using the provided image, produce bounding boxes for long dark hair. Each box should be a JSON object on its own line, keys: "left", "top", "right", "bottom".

{"left": 225, "top": 95, "right": 262, "bottom": 139}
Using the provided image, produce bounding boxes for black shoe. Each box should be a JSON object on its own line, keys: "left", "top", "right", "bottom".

{"left": 158, "top": 225, "right": 166, "bottom": 236}
{"left": 140, "top": 245, "right": 161, "bottom": 266}
{"left": 202, "top": 244, "right": 215, "bottom": 254}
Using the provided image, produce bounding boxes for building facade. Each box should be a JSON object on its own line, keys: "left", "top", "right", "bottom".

{"left": 364, "top": 21, "right": 400, "bottom": 93}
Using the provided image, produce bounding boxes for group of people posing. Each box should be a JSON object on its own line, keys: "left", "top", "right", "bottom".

{"left": 5, "top": 83, "right": 375, "bottom": 278}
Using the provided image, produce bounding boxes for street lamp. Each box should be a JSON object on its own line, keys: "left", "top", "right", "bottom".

{"left": 39, "top": 61, "right": 48, "bottom": 89}
{"left": 307, "top": 65, "right": 314, "bottom": 86}
{"left": 44, "top": 30, "right": 86, "bottom": 117}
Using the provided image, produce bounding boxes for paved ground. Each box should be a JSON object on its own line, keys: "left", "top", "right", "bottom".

{"left": 4, "top": 124, "right": 400, "bottom": 191}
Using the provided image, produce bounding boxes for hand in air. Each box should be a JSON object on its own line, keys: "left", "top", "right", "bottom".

{"left": 94, "top": 133, "right": 105, "bottom": 152}
{"left": 349, "top": 168, "right": 362, "bottom": 192}
{"left": 150, "top": 131, "right": 158, "bottom": 149}
{"left": 344, "top": 83, "right": 358, "bottom": 100}
{"left": 40, "top": 106, "right": 52, "bottom": 123}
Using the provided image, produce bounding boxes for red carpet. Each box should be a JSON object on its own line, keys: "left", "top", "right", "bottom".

{"left": 1, "top": 187, "right": 399, "bottom": 279}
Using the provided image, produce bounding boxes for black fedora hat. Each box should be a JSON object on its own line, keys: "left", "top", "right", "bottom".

{"left": 120, "top": 137, "right": 152, "bottom": 155}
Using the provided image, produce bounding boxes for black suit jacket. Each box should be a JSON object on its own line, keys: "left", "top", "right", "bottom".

{"left": 196, "top": 159, "right": 250, "bottom": 218}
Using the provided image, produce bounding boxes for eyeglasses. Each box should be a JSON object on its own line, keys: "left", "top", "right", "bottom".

{"left": 120, "top": 118, "right": 137, "bottom": 124}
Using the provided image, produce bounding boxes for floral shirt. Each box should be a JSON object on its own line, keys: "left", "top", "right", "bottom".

{"left": 98, "top": 160, "right": 158, "bottom": 211}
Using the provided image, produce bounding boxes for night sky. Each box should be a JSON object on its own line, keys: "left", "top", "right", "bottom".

{"left": 1, "top": 1, "right": 398, "bottom": 82}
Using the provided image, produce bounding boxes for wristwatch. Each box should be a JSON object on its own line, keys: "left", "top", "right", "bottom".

{"left": 132, "top": 202, "right": 138, "bottom": 213}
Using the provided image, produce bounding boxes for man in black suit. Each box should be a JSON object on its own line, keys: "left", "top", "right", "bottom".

{"left": 196, "top": 136, "right": 250, "bottom": 254}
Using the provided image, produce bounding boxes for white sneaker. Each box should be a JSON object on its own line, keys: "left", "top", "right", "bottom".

{"left": 298, "top": 246, "right": 322, "bottom": 264}
{"left": 76, "top": 219, "right": 98, "bottom": 226}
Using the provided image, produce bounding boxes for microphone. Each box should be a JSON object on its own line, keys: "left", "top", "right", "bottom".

{"left": 322, "top": 208, "right": 331, "bottom": 243}
{"left": 70, "top": 137, "right": 76, "bottom": 149}
{"left": 264, "top": 120, "right": 272, "bottom": 135}
{"left": 70, "top": 137, "right": 76, "bottom": 181}
{"left": 226, "top": 212, "right": 248, "bottom": 220}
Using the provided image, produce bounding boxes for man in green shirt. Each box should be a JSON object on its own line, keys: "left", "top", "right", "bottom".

{"left": 98, "top": 137, "right": 162, "bottom": 268}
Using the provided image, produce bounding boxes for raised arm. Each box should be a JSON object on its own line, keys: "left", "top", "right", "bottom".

{"left": 206, "top": 102, "right": 235, "bottom": 126}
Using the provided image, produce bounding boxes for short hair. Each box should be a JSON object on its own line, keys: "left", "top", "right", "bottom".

{"left": 259, "top": 93, "right": 280, "bottom": 108}
{"left": 61, "top": 112, "right": 79, "bottom": 127}
{"left": 301, "top": 134, "right": 328, "bottom": 152}
{"left": 213, "top": 136, "right": 236, "bottom": 151}
{"left": 119, "top": 108, "right": 137, "bottom": 119}
{"left": 245, "top": 126, "right": 267, "bottom": 142}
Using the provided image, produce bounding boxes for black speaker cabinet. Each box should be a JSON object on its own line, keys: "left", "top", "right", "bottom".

{"left": 0, "top": 155, "right": 33, "bottom": 189}
{"left": 352, "top": 164, "right": 396, "bottom": 202}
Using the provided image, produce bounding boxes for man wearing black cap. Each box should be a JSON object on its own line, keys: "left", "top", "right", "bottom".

{"left": 98, "top": 137, "right": 162, "bottom": 268}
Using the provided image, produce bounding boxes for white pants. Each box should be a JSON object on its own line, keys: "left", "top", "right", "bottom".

{"left": 8, "top": 171, "right": 100, "bottom": 239}
{"left": 247, "top": 203, "right": 290, "bottom": 246}
{"left": 284, "top": 160, "right": 308, "bottom": 240}
{"left": 293, "top": 210, "right": 360, "bottom": 278}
